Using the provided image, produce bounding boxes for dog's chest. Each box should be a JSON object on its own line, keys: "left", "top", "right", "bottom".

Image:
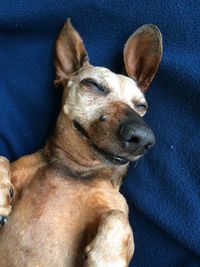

{"left": 0, "top": 174, "right": 127, "bottom": 266}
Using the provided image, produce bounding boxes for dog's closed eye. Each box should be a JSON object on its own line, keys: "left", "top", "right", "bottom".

{"left": 134, "top": 102, "right": 148, "bottom": 111}
{"left": 134, "top": 102, "right": 148, "bottom": 115}
{"left": 81, "top": 78, "right": 109, "bottom": 95}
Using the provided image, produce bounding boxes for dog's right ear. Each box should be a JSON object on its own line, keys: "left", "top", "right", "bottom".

{"left": 54, "top": 19, "right": 89, "bottom": 87}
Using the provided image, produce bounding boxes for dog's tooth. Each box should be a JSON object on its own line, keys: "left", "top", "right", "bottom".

{"left": 68, "top": 81, "right": 73, "bottom": 87}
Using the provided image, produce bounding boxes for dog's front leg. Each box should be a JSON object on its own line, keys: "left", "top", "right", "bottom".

{"left": 84, "top": 210, "right": 134, "bottom": 267}
{"left": 0, "top": 152, "right": 44, "bottom": 226}
{"left": 0, "top": 157, "right": 14, "bottom": 225}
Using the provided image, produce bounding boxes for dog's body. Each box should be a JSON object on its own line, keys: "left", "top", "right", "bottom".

{"left": 0, "top": 21, "right": 162, "bottom": 266}
{"left": 0, "top": 153, "right": 130, "bottom": 266}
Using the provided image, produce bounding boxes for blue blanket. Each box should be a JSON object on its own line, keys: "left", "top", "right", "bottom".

{"left": 0, "top": 1, "right": 199, "bottom": 266}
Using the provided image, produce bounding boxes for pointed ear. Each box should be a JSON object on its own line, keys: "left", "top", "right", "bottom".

{"left": 123, "top": 24, "right": 162, "bottom": 92}
{"left": 54, "top": 19, "right": 89, "bottom": 87}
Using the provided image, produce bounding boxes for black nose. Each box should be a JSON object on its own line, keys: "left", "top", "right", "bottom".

{"left": 119, "top": 121, "right": 155, "bottom": 155}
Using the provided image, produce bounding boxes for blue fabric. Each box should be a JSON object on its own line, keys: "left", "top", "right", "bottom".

{"left": 0, "top": 1, "right": 199, "bottom": 266}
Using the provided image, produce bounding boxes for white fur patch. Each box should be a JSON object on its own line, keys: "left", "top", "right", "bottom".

{"left": 63, "top": 66, "right": 147, "bottom": 126}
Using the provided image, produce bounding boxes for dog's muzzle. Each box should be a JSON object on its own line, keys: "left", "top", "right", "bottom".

{"left": 73, "top": 120, "right": 130, "bottom": 165}
{"left": 73, "top": 108, "right": 155, "bottom": 166}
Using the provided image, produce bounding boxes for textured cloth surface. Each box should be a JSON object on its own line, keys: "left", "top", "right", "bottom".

{"left": 0, "top": 1, "right": 200, "bottom": 266}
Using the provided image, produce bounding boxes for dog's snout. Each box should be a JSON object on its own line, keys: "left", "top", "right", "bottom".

{"left": 119, "top": 121, "right": 155, "bottom": 155}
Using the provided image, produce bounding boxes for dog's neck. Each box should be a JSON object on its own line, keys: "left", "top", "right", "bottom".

{"left": 44, "top": 112, "right": 128, "bottom": 187}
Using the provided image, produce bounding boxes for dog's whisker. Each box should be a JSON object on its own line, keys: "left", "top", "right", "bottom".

{"left": 133, "top": 159, "right": 139, "bottom": 168}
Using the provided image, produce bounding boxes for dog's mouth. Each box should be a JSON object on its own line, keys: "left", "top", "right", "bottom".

{"left": 92, "top": 145, "right": 129, "bottom": 165}
{"left": 72, "top": 120, "right": 129, "bottom": 165}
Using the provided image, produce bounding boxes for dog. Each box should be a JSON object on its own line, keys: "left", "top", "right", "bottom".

{"left": 0, "top": 20, "right": 162, "bottom": 266}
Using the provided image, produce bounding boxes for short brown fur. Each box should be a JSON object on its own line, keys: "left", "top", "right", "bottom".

{"left": 0, "top": 20, "right": 162, "bottom": 266}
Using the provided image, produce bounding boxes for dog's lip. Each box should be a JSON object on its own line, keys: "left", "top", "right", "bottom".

{"left": 112, "top": 155, "right": 130, "bottom": 165}
{"left": 107, "top": 155, "right": 129, "bottom": 165}
{"left": 92, "top": 144, "right": 130, "bottom": 165}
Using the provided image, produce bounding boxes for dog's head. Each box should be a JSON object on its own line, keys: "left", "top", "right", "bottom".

{"left": 54, "top": 20, "right": 162, "bottom": 165}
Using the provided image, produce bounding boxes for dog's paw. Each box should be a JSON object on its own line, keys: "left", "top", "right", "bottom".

{"left": 0, "top": 157, "right": 14, "bottom": 225}
{"left": 0, "top": 182, "right": 14, "bottom": 217}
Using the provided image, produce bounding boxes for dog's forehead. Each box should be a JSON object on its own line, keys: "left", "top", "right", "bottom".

{"left": 78, "top": 66, "right": 144, "bottom": 102}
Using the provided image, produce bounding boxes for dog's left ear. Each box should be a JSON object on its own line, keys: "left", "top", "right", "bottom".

{"left": 124, "top": 24, "right": 162, "bottom": 92}
{"left": 54, "top": 19, "right": 89, "bottom": 87}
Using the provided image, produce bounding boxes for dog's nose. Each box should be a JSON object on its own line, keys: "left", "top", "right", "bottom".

{"left": 119, "top": 121, "right": 155, "bottom": 154}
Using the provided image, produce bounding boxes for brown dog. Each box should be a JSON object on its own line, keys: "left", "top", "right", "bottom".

{"left": 0, "top": 20, "right": 162, "bottom": 266}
